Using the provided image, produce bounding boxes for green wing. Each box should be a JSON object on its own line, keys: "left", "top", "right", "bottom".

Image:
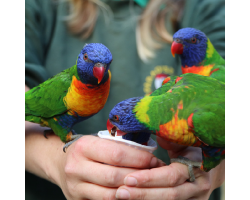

{"left": 25, "top": 65, "right": 76, "bottom": 118}
{"left": 210, "top": 64, "right": 225, "bottom": 83}
{"left": 178, "top": 74, "right": 225, "bottom": 147}
{"left": 191, "top": 80, "right": 225, "bottom": 147}
{"left": 150, "top": 76, "right": 178, "bottom": 96}
{"left": 137, "top": 74, "right": 225, "bottom": 147}
{"left": 207, "top": 45, "right": 225, "bottom": 83}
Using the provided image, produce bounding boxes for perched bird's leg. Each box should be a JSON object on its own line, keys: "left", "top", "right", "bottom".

{"left": 71, "top": 129, "right": 77, "bottom": 135}
{"left": 43, "top": 129, "right": 54, "bottom": 139}
{"left": 170, "top": 156, "right": 202, "bottom": 182}
{"left": 63, "top": 134, "right": 84, "bottom": 153}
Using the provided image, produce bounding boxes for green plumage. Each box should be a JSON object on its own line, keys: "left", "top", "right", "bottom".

{"left": 109, "top": 73, "right": 225, "bottom": 171}
{"left": 25, "top": 66, "right": 76, "bottom": 121}
{"left": 146, "top": 74, "right": 225, "bottom": 171}
{"left": 26, "top": 43, "right": 113, "bottom": 148}
{"left": 25, "top": 66, "right": 78, "bottom": 142}
{"left": 203, "top": 41, "right": 225, "bottom": 83}
{"left": 147, "top": 74, "right": 225, "bottom": 145}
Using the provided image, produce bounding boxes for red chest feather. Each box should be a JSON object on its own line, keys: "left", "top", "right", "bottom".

{"left": 182, "top": 65, "right": 214, "bottom": 76}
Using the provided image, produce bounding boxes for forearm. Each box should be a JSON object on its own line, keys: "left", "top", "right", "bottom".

{"left": 25, "top": 121, "right": 64, "bottom": 185}
{"left": 25, "top": 84, "right": 62, "bottom": 184}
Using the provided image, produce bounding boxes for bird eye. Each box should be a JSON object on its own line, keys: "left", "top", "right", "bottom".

{"left": 114, "top": 115, "right": 119, "bottom": 121}
{"left": 191, "top": 37, "right": 197, "bottom": 43}
{"left": 176, "top": 38, "right": 181, "bottom": 43}
{"left": 83, "top": 53, "right": 88, "bottom": 61}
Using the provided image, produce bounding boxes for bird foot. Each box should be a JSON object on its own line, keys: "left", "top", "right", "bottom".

{"left": 63, "top": 134, "right": 84, "bottom": 153}
{"left": 71, "top": 129, "right": 77, "bottom": 135}
{"left": 170, "top": 156, "right": 202, "bottom": 182}
{"left": 43, "top": 129, "right": 54, "bottom": 139}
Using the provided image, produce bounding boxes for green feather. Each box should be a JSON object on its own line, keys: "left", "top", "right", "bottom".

{"left": 25, "top": 65, "right": 77, "bottom": 119}
{"left": 137, "top": 74, "right": 225, "bottom": 148}
{"left": 203, "top": 38, "right": 225, "bottom": 83}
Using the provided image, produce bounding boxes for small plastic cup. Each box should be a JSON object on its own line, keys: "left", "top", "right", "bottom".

{"left": 98, "top": 130, "right": 157, "bottom": 153}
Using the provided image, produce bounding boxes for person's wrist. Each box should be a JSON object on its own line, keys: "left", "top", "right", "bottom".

{"left": 42, "top": 135, "right": 65, "bottom": 186}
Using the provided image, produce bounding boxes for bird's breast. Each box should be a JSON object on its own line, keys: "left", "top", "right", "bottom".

{"left": 155, "top": 101, "right": 198, "bottom": 146}
{"left": 63, "top": 74, "right": 111, "bottom": 117}
{"left": 182, "top": 64, "right": 214, "bottom": 76}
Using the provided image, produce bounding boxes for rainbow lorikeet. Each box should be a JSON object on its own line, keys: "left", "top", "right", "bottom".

{"left": 171, "top": 27, "right": 225, "bottom": 83}
{"left": 26, "top": 43, "right": 113, "bottom": 152}
{"left": 107, "top": 73, "right": 225, "bottom": 181}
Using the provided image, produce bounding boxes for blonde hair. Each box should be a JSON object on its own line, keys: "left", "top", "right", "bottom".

{"left": 65, "top": 0, "right": 183, "bottom": 62}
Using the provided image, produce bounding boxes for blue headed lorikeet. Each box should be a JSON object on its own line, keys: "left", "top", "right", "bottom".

{"left": 107, "top": 73, "right": 225, "bottom": 181}
{"left": 171, "top": 27, "right": 225, "bottom": 83}
{"left": 26, "top": 43, "right": 113, "bottom": 152}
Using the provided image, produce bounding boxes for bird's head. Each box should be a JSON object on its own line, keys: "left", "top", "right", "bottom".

{"left": 77, "top": 43, "right": 113, "bottom": 84}
{"left": 171, "top": 28, "right": 207, "bottom": 67}
{"left": 107, "top": 97, "right": 148, "bottom": 137}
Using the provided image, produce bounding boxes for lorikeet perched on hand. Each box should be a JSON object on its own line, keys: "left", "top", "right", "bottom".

{"left": 171, "top": 27, "right": 225, "bottom": 83}
{"left": 26, "top": 43, "right": 113, "bottom": 152}
{"left": 107, "top": 73, "right": 225, "bottom": 181}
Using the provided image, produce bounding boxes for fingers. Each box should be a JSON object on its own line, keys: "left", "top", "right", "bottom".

{"left": 64, "top": 181, "right": 117, "bottom": 200}
{"left": 63, "top": 135, "right": 164, "bottom": 190}
{"left": 116, "top": 169, "right": 211, "bottom": 200}
{"left": 66, "top": 159, "right": 138, "bottom": 187}
{"left": 116, "top": 182, "right": 198, "bottom": 200}
{"left": 123, "top": 163, "right": 190, "bottom": 188}
{"left": 74, "top": 135, "right": 162, "bottom": 168}
{"left": 117, "top": 163, "right": 213, "bottom": 200}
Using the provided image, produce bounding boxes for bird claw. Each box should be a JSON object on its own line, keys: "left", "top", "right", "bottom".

{"left": 43, "top": 129, "right": 54, "bottom": 139}
{"left": 170, "top": 156, "right": 202, "bottom": 182}
{"left": 71, "top": 129, "right": 77, "bottom": 135}
{"left": 63, "top": 134, "right": 84, "bottom": 153}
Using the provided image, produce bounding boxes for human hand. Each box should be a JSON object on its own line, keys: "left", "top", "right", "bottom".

{"left": 115, "top": 137, "right": 225, "bottom": 200}
{"left": 52, "top": 135, "right": 165, "bottom": 200}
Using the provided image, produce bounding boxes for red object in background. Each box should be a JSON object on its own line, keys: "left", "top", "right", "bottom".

{"left": 155, "top": 73, "right": 169, "bottom": 89}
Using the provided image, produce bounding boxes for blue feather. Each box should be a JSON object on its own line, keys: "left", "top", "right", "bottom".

{"left": 77, "top": 43, "right": 113, "bottom": 84}
{"left": 173, "top": 27, "right": 207, "bottom": 67}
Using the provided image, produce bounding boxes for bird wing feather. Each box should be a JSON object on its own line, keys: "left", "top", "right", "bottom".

{"left": 25, "top": 66, "right": 75, "bottom": 118}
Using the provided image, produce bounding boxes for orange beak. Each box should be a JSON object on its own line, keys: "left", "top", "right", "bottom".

{"left": 171, "top": 41, "right": 183, "bottom": 57}
{"left": 93, "top": 63, "right": 106, "bottom": 84}
{"left": 107, "top": 119, "right": 113, "bottom": 134}
{"left": 106, "top": 119, "right": 127, "bottom": 136}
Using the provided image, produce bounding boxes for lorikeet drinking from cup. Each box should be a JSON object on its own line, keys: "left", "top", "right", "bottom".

{"left": 107, "top": 73, "right": 225, "bottom": 182}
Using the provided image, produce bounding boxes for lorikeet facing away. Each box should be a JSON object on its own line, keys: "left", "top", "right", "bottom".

{"left": 107, "top": 73, "right": 225, "bottom": 181}
{"left": 171, "top": 27, "right": 225, "bottom": 83}
{"left": 26, "top": 43, "right": 113, "bottom": 152}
